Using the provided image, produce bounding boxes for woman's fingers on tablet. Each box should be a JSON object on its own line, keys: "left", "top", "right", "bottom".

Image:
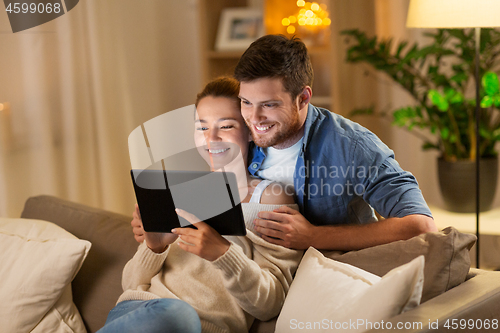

{"left": 175, "top": 208, "right": 202, "bottom": 224}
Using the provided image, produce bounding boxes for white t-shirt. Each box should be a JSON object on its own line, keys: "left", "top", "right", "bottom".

{"left": 256, "top": 137, "right": 304, "bottom": 189}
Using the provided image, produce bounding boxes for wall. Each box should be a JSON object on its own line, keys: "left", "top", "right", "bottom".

{"left": 0, "top": 0, "right": 202, "bottom": 217}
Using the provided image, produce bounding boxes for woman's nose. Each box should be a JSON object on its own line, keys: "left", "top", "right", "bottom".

{"left": 206, "top": 128, "right": 221, "bottom": 142}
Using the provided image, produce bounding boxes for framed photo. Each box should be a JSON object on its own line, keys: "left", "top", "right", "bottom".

{"left": 215, "top": 8, "right": 264, "bottom": 52}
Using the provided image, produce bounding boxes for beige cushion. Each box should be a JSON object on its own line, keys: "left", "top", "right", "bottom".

{"left": 322, "top": 227, "right": 475, "bottom": 302}
{"left": 275, "top": 247, "right": 424, "bottom": 332}
{"left": 0, "top": 218, "right": 91, "bottom": 333}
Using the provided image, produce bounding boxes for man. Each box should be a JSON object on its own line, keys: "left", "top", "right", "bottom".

{"left": 234, "top": 34, "right": 437, "bottom": 251}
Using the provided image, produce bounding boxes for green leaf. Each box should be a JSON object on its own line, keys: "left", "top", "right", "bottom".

{"left": 481, "top": 96, "right": 494, "bottom": 108}
{"left": 395, "top": 41, "right": 408, "bottom": 58}
{"left": 422, "top": 142, "right": 439, "bottom": 150}
{"left": 444, "top": 88, "right": 454, "bottom": 100}
{"left": 482, "top": 71, "right": 500, "bottom": 96}
{"left": 480, "top": 127, "right": 492, "bottom": 139}
{"left": 493, "top": 128, "right": 500, "bottom": 141}
{"left": 493, "top": 95, "right": 500, "bottom": 108}
{"left": 450, "top": 72, "right": 468, "bottom": 85}
{"left": 440, "top": 127, "right": 450, "bottom": 140}
{"left": 449, "top": 91, "right": 464, "bottom": 104}
{"left": 428, "top": 90, "right": 449, "bottom": 111}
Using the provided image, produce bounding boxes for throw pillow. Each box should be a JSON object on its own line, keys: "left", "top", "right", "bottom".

{"left": 322, "top": 226, "right": 475, "bottom": 302}
{"left": 275, "top": 247, "right": 424, "bottom": 333}
{"left": 0, "top": 217, "right": 91, "bottom": 333}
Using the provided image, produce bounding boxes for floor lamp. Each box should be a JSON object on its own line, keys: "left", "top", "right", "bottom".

{"left": 407, "top": 0, "right": 500, "bottom": 269}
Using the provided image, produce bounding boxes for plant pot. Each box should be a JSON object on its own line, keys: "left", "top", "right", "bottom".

{"left": 438, "top": 157, "right": 498, "bottom": 213}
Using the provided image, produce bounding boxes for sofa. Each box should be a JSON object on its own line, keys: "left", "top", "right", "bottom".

{"left": 10, "top": 195, "right": 500, "bottom": 332}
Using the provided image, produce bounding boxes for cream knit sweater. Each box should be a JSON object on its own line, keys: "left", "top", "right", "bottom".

{"left": 117, "top": 203, "right": 304, "bottom": 333}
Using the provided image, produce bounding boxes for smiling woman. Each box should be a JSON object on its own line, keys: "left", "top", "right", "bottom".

{"left": 101, "top": 76, "right": 302, "bottom": 333}
{"left": 194, "top": 92, "right": 250, "bottom": 171}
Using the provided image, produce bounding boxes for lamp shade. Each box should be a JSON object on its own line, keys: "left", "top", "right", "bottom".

{"left": 407, "top": 0, "right": 500, "bottom": 28}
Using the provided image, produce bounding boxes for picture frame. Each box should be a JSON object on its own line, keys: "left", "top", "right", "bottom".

{"left": 215, "top": 8, "right": 264, "bottom": 52}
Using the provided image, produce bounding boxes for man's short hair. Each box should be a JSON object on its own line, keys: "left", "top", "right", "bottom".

{"left": 234, "top": 34, "right": 314, "bottom": 100}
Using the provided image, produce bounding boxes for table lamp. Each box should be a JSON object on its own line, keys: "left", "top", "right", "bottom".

{"left": 407, "top": 0, "right": 500, "bottom": 268}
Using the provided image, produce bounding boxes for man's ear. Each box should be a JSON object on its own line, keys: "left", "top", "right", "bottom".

{"left": 298, "top": 86, "right": 312, "bottom": 109}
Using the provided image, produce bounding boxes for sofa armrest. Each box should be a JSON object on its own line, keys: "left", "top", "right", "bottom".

{"left": 365, "top": 271, "right": 500, "bottom": 332}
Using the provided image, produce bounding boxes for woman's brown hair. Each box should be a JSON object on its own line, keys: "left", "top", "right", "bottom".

{"left": 195, "top": 77, "right": 240, "bottom": 107}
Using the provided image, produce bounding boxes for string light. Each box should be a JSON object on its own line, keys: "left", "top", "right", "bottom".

{"left": 281, "top": 1, "right": 331, "bottom": 34}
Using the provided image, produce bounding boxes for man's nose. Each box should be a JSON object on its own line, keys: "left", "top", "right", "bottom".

{"left": 248, "top": 106, "right": 266, "bottom": 124}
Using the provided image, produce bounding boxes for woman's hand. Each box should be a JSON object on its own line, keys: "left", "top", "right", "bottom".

{"left": 132, "top": 204, "right": 178, "bottom": 253}
{"left": 173, "top": 208, "right": 230, "bottom": 261}
{"left": 131, "top": 204, "right": 145, "bottom": 243}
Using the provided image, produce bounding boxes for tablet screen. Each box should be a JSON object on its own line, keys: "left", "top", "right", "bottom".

{"left": 131, "top": 169, "right": 246, "bottom": 236}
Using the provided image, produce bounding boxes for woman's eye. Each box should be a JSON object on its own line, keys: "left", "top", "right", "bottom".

{"left": 196, "top": 127, "right": 208, "bottom": 131}
{"left": 221, "top": 125, "right": 234, "bottom": 129}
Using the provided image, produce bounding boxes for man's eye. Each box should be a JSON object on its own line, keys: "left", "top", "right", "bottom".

{"left": 264, "top": 104, "right": 276, "bottom": 108}
{"left": 221, "top": 125, "right": 234, "bottom": 129}
{"left": 196, "top": 127, "right": 208, "bottom": 131}
{"left": 241, "top": 100, "right": 251, "bottom": 105}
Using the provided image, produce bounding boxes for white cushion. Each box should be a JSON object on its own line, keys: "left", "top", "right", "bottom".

{"left": 276, "top": 247, "right": 424, "bottom": 332}
{"left": 0, "top": 217, "right": 91, "bottom": 333}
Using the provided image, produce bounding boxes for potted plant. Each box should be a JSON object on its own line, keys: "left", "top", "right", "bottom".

{"left": 341, "top": 28, "right": 500, "bottom": 212}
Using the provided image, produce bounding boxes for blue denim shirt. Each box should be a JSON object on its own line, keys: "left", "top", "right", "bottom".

{"left": 248, "top": 104, "right": 432, "bottom": 225}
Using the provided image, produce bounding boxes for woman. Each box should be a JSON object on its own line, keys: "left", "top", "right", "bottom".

{"left": 99, "top": 77, "right": 303, "bottom": 333}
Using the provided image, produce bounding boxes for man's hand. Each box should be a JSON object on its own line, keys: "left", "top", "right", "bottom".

{"left": 253, "top": 206, "right": 317, "bottom": 249}
{"left": 173, "top": 208, "right": 230, "bottom": 261}
{"left": 131, "top": 204, "right": 178, "bottom": 253}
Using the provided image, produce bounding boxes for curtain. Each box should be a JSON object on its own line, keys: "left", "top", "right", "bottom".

{"left": 0, "top": 0, "right": 201, "bottom": 217}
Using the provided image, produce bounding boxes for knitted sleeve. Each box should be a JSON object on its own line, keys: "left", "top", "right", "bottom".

{"left": 212, "top": 203, "right": 304, "bottom": 321}
{"left": 121, "top": 242, "right": 170, "bottom": 291}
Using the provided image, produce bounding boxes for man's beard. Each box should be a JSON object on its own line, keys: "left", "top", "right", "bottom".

{"left": 247, "top": 105, "right": 301, "bottom": 148}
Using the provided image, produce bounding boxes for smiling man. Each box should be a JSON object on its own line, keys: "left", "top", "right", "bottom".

{"left": 234, "top": 34, "right": 437, "bottom": 251}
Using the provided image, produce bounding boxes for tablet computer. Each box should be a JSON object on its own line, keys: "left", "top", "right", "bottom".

{"left": 131, "top": 169, "right": 246, "bottom": 236}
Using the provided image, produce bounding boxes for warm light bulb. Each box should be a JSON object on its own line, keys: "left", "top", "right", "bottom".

{"left": 305, "top": 10, "right": 314, "bottom": 18}
{"left": 311, "top": 2, "right": 319, "bottom": 11}
{"left": 305, "top": 17, "right": 314, "bottom": 25}
{"left": 282, "top": 18, "right": 290, "bottom": 26}
{"left": 323, "top": 17, "right": 331, "bottom": 26}
{"left": 297, "top": 0, "right": 305, "bottom": 7}
{"left": 287, "top": 25, "right": 296, "bottom": 34}
{"left": 298, "top": 17, "right": 306, "bottom": 25}
{"left": 299, "top": 8, "right": 306, "bottom": 15}
{"left": 289, "top": 16, "right": 297, "bottom": 23}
